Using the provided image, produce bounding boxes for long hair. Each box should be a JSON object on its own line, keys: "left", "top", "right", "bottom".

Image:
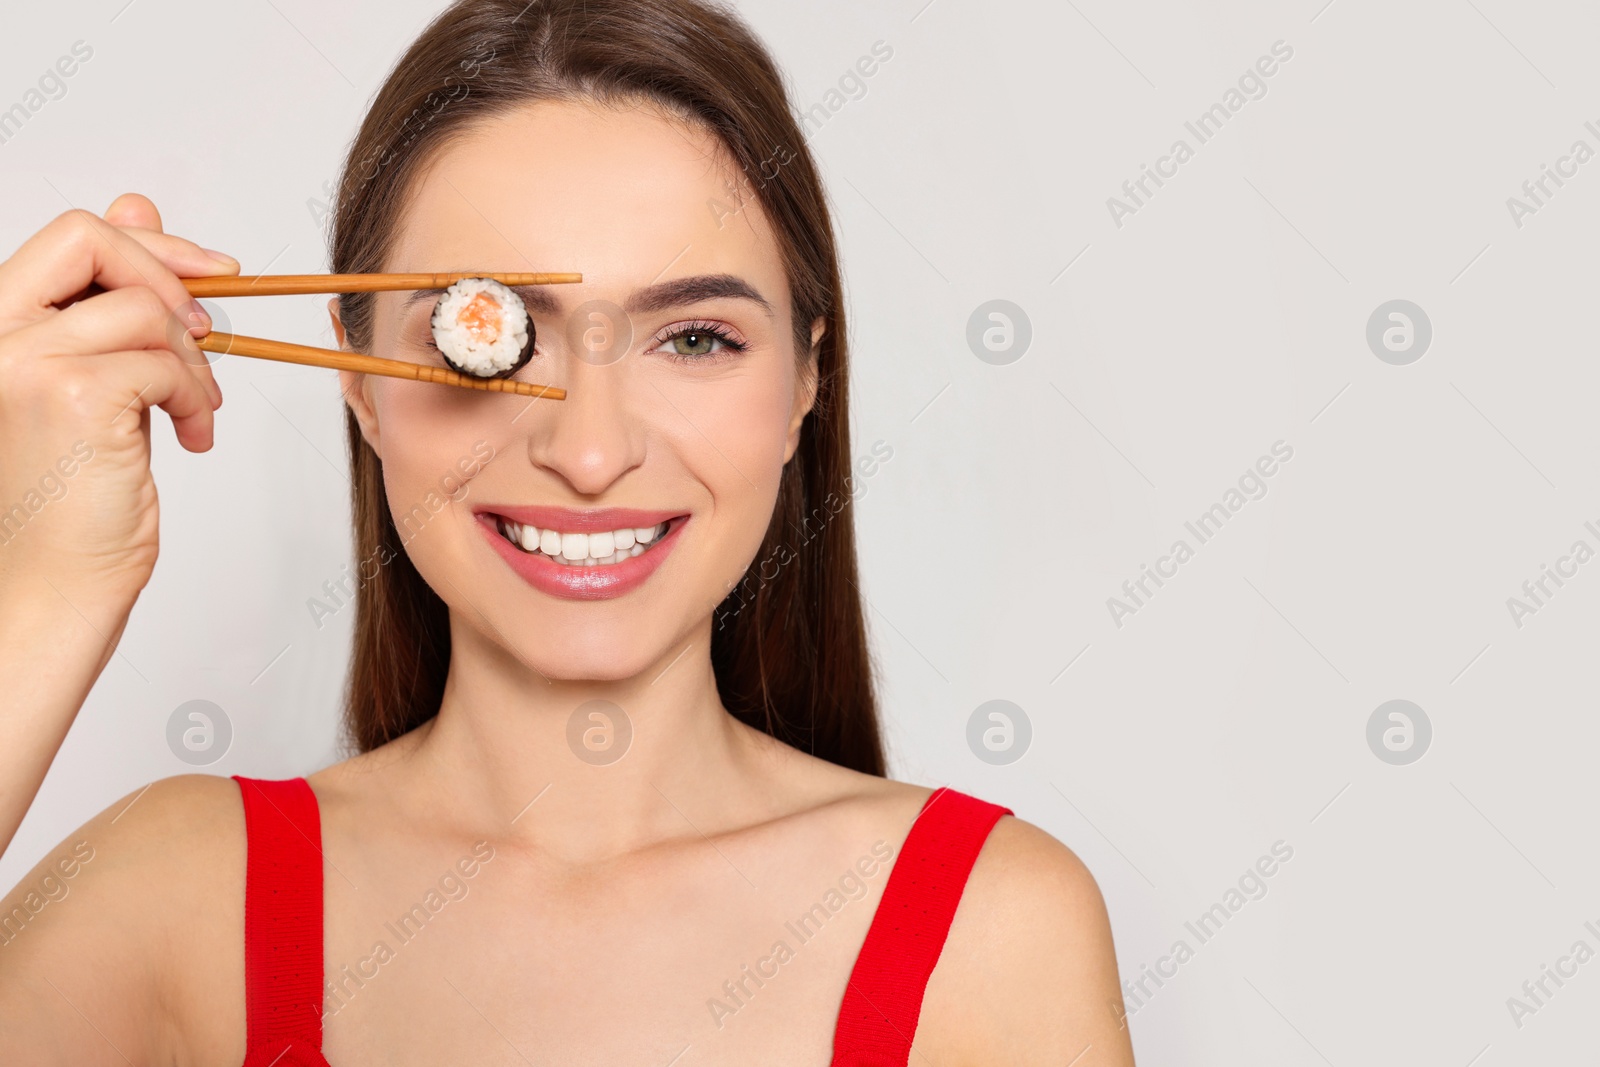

{"left": 328, "top": 0, "right": 884, "bottom": 774}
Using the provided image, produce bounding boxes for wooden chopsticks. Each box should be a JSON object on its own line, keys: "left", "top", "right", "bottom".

{"left": 183, "top": 271, "right": 582, "bottom": 297}
{"left": 195, "top": 331, "right": 564, "bottom": 400}
{"left": 183, "top": 272, "right": 579, "bottom": 400}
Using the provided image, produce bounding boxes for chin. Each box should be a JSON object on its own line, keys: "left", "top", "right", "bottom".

{"left": 508, "top": 630, "right": 656, "bottom": 685}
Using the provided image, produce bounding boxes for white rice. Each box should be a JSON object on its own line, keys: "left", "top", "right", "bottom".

{"left": 430, "top": 277, "right": 531, "bottom": 377}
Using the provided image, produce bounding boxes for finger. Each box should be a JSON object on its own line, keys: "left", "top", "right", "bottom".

{"left": 0, "top": 210, "right": 208, "bottom": 330}
{"left": 101, "top": 193, "right": 239, "bottom": 276}
{"left": 10, "top": 286, "right": 221, "bottom": 410}
{"left": 91, "top": 224, "right": 238, "bottom": 408}
{"left": 103, "top": 192, "right": 162, "bottom": 232}
{"left": 113, "top": 226, "right": 239, "bottom": 282}
{"left": 103, "top": 218, "right": 238, "bottom": 411}
{"left": 82, "top": 347, "right": 216, "bottom": 453}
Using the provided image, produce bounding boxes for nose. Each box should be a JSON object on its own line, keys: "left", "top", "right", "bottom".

{"left": 523, "top": 355, "right": 645, "bottom": 496}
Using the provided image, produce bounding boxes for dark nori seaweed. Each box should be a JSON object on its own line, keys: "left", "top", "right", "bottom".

{"left": 429, "top": 281, "right": 536, "bottom": 380}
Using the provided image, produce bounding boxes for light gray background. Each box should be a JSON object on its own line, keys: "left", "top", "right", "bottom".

{"left": 2, "top": 0, "right": 1595, "bottom": 1062}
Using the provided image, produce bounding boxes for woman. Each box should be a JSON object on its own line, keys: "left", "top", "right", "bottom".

{"left": 0, "top": 0, "right": 1135, "bottom": 1062}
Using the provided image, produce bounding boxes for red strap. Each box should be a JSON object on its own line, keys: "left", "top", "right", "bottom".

{"left": 233, "top": 776, "right": 328, "bottom": 1066}
{"left": 830, "top": 786, "right": 1012, "bottom": 1065}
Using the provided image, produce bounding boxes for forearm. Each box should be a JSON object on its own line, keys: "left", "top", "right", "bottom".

{"left": 0, "top": 579, "right": 130, "bottom": 857}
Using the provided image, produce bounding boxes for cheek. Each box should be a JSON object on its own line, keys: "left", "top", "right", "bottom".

{"left": 370, "top": 384, "right": 497, "bottom": 545}
{"left": 651, "top": 368, "right": 796, "bottom": 491}
{"left": 646, "top": 366, "right": 797, "bottom": 577}
{"left": 373, "top": 380, "right": 502, "bottom": 473}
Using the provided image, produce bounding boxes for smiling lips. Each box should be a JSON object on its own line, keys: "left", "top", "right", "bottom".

{"left": 473, "top": 505, "right": 688, "bottom": 600}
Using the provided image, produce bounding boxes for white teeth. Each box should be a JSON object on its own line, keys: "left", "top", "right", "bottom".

{"left": 497, "top": 517, "right": 673, "bottom": 566}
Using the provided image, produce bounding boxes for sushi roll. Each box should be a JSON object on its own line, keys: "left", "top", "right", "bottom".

{"left": 429, "top": 276, "right": 535, "bottom": 379}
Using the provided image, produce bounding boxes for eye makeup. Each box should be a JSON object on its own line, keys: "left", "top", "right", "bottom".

{"left": 647, "top": 320, "right": 749, "bottom": 364}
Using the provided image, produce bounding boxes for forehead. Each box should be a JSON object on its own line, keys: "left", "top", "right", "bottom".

{"left": 387, "top": 98, "right": 784, "bottom": 308}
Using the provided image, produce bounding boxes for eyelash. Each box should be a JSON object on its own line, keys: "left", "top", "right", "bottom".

{"left": 426, "top": 319, "right": 748, "bottom": 365}
{"left": 650, "top": 320, "right": 749, "bottom": 364}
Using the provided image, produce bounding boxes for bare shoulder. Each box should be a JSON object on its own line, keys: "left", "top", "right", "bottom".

{"left": 0, "top": 773, "right": 247, "bottom": 1063}
{"left": 920, "top": 812, "right": 1138, "bottom": 1066}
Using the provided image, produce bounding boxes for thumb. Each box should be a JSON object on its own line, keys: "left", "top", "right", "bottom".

{"left": 104, "top": 192, "right": 163, "bottom": 232}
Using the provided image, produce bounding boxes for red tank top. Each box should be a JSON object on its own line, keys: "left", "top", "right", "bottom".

{"left": 232, "top": 776, "right": 1011, "bottom": 1065}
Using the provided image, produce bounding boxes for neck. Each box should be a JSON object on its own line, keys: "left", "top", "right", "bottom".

{"left": 411, "top": 610, "right": 769, "bottom": 863}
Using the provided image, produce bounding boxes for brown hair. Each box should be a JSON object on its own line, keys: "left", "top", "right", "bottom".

{"left": 328, "top": 0, "right": 884, "bottom": 774}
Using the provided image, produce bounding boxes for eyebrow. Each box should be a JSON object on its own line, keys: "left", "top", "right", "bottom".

{"left": 399, "top": 272, "right": 774, "bottom": 319}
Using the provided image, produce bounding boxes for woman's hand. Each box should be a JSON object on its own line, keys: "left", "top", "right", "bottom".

{"left": 0, "top": 193, "right": 235, "bottom": 612}
{"left": 0, "top": 193, "right": 238, "bottom": 860}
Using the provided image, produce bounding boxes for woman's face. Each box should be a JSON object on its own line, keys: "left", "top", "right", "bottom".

{"left": 336, "top": 98, "right": 820, "bottom": 680}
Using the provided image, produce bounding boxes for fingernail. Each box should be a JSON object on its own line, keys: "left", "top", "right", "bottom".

{"left": 202, "top": 247, "right": 238, "bottom": 266}
{"left": 186, "top": 298, "right": 211, "bottom": 336}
